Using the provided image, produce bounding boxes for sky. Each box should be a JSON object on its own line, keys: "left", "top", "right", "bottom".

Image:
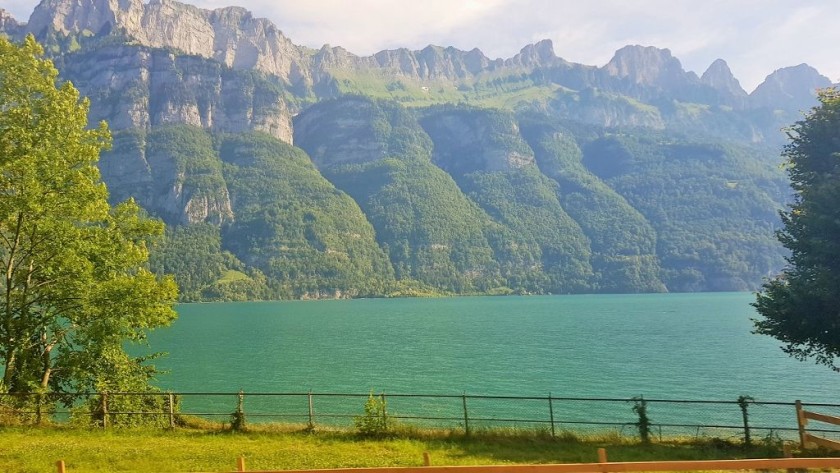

{"left": 3, "top": 0, "right": 839, "bottom": 92}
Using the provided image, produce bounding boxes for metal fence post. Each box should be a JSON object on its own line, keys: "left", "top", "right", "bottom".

{"left": 548, "top": 393, "right": 555, "bottom": 438}
{"left": 462, "top": 392, "right": 470, "bottom": 436}
{"left": 308, "top": 390, "right": 314, "bottom": 430}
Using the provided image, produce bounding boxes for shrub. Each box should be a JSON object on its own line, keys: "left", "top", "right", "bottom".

{"left": 355, "top": 392, "right": 388, "bottom": 436}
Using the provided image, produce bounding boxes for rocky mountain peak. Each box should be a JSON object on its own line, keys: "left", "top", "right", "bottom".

{"left": 603, "top": 45, "right": 687, "bottom": 86}
{"left": 750, "top": 63, "right": 831, "bottom": 110}
{"left": 505, "top": 39, "right": 561, "bottom": 69}
{"left": 701, "top": 58, "right": 747, "bottom": 97}
{"left": 27, "top": 0, "right": 143, "bottom": 37}
{"left": 24, "top": 0, "right": 311, "bottom": 87}
{"left": 0, "top": 8, "right": 24, "bottom": 35}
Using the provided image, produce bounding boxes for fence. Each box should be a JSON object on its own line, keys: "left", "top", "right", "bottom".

{"left": 233, "top": 454, "right": 840, "bottom": 473}
{"left": 52, "top": 452, "right": 840, "bottom": 473}
{"left": 3, "top": 391, "right": 840, "bottom": 441}
{"left": 796, "top": 400, "right": 840, "bottom": 450}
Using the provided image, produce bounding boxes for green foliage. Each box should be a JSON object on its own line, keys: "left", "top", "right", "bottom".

{"left": 753, "top": 88, "right": 840, "bottom": 370}
{"left": 519, "top": 116, "right": 664, "bottom": 293}
{"left": 218, "top": 131, "right": 395, "bottom": 298}
{"left": 328, "top": 155, "right": 502, "bottom": 293}
{"left": 0, "top": 35, "right": 177, "bottom": 405}
{"left": 148, "top": 223, "right": 266, "bottom": 302}
{"left": 579, "top": 130, "right": 787, "bottom": 292}
{"left": 230, "top": 391, "right": 246, "bottom": 431}
{"left": 354, "top": 392, "right": 388, "bottom": 436}
{"left": 736, "top": 395, "right": 754, "bottom": 447}
{"left": 0, "top": 425, "right": 798, "bottom": 472}
{"left": 630, "top": 396, "right": 652, "bottom": 444}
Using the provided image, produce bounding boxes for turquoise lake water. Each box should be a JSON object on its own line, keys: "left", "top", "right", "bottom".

{"left": 147, "top": 292, "right": 840, "bottom": 403}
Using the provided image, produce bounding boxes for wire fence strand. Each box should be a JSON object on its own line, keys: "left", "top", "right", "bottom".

{"left": 1, "top": 391, "right": 838, "bottom": 441}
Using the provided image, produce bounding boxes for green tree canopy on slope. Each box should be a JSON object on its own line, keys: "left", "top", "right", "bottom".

{"left": 753, "top": 88, "right": 840, "bottom": 370}
{"left": 0, "top": 35, "right": 177, "bottom": 396}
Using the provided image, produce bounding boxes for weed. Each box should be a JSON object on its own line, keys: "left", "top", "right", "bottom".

{"left": 630, "top": 396, "right": 652, "bottom": 444}
{"left": 355, "top": 392, "right": 388, "bottom": 436}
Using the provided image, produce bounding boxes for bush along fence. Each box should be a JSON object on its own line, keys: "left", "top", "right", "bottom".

{"left": 2, "top": 391, "right": 840, "bottom": 443}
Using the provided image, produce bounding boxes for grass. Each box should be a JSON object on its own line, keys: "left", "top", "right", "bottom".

{"left": 216, "top": 270, "right": 250, "bottom": 284}
{"left": 0, "top": 421, "right": 816, "bottom": 473}
{"left": 327, "top": 68, "right": 563, "bottom": 111}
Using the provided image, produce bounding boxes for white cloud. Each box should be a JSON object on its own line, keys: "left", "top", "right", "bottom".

{"left": 5, "top": 0, "right": 840, "bottom": 91}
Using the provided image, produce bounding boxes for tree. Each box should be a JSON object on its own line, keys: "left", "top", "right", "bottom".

{"left": 753, "top": 88, "right": 840, "bottom": 370}
{"left": 0, "top": 35, "right": 178, "bottom": 398}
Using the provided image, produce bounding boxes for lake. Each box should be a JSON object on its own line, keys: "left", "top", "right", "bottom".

{"left": 144, "top": 292, "right": 840, "bottom": 432}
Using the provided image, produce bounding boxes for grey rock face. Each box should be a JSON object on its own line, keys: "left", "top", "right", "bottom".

{"left": 702, "top": 59, "right": 747, "bottom": 97}
{"left": 602, "top": 45, "right": 688, "bottom": 87}
{"left": 0, "top": 8, "right": 25, "bottom": 37}
{"left": 750, "top": 63, "right": 832, "bottom": 111}
{"left": 27, "top": 0, "right": 313, "bottom": 88}
{"left": 57, "top": 45, "right": 293, "bottom": 143}
{"left": 504, "top": 39, "right": 564, "bottom": 69}
{"left": 292, "top": 97, "right": 389, "bottom": 168}
{"left": 420, "top": 109, "right": 536, "bottom": 175}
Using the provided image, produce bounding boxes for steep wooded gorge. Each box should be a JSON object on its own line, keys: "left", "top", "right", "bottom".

{"left": 2, "top": 0, "right": 830, "bottom": 300}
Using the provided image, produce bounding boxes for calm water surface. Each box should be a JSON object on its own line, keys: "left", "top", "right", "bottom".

{"left": 146, "top": 293, "right": 840, "bottom": 403}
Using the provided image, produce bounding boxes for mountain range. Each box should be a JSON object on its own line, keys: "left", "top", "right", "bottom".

{"left": 1, "top": 0, "right": 828, "bottom": 299}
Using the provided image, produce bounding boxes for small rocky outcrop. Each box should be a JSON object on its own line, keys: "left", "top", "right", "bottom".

{"left": 0, "top": 8, "right": 24, "bottom": 37}
{"left": 420, "top": 108, "right": 536, "bottom": 175}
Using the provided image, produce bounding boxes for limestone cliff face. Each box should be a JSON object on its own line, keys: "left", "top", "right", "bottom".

{"left": 701, "top": 59, "right": 747, "bottom": 98}
{"left": 0, "top": 8, "right": 24, "bottom": 36}
{"left": 292, "top": 97, "right": 390, "bottom": 168}
{"left": 55, "top": 45, "right": 293, "bottom": 143}
{"left": 750, "top": 63, "right": 831, "bottom": 111}
{"left": 420, "top": 109, "right": 536, "bottom": 175}
{"left": 27, "top": 0, "right": 313, "bottom": 88}
{"left": 100, "top": 127, "right": 235, "bottom": 225}
{"left": 14, "top": 0, "right": 832, "bottom": 144}
{"left": 603, "top": 45, "right": 689, "bottom": 87}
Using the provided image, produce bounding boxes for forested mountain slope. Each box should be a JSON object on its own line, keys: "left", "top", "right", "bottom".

{"left": 0, "top": 0, "right": 814, "bottom": 299}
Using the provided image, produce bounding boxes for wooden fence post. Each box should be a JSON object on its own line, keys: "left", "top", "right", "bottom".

{"left": 56, "top": 460, "right": 66, "bottom": 473}
{"left": 308, "top": 391, "right": 314, "bottom": 430}
{"left": 548, "top": 393, "right": 556, "bottom": 438}
{"left": 462, "top": 393, "right": 470, "bottom": 436}
{"left": 380, "top": 392, "right": 387, "bottom": 430}
{"left": 237, "top": 456, "right": 246, "bottom": 472}
{"left": 795, "top": 400, "right": 807, "bottom": 449}
{"left": 168, "top": 392, "right": 175, "bottom": 429}
{"left": 101, "top": 393, "right": 108, "bottom": 429}
{"left": 36, "top": 393, "right": 43, "bottom": 425}
{"left": 423, "top": 451, "right": 431, "bottom": 466}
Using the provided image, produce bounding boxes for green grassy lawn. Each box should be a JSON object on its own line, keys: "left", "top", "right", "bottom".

{"left": 0, "top": 424, "right": 805, "bottom": 473}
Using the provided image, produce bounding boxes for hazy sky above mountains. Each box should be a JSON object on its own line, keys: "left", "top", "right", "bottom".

{"left": 5, "top": 0, "right": 838, "bottom": 91}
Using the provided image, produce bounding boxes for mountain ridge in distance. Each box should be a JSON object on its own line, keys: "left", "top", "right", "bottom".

{"left": 0, "top": 0, "right": 824, "bottom": 299}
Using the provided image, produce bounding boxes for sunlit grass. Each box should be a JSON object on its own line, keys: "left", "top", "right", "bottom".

{"left": 0, "top": 422, "right": 815, "bottom": 473}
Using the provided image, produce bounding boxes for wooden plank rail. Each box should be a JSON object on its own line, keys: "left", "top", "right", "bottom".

{"left": 796, "top": 399, "right": 840, "bottom": 450}
{"left": 804, "top": 410, "right": 840, "bottom": 426}
{"left": 55, "top": 456, "right": 840, "bottom": 473}
{"left": 220, "top": 458, "right": 840, "bottom": 473}
{"left": 804, "top": 433, "right": 840, "bottom": 451}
